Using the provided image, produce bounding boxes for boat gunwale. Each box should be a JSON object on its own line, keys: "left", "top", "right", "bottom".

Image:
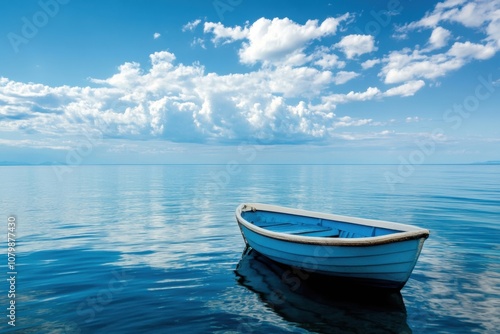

{"left": 236, "top": 203, "right": 430, "bottom": 247}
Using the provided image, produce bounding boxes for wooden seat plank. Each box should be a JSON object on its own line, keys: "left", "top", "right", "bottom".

{"left": 265, "top": 224, "right": 332, "bottom": 235}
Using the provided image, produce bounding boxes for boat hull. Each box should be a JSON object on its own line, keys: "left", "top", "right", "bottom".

{"left": 236, "top": 203, "right": 429, "bottom": 290}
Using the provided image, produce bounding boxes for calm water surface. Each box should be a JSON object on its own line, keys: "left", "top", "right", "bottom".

{"left": 0, "top": 165, "right": 499, "bottom": 333}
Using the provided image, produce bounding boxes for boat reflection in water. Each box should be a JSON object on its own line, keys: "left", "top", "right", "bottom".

{"left": 235, "top": 247, "right": 412, "bottom": 334}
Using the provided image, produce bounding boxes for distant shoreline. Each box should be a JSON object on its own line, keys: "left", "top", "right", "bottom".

{"left": 1, "top": 162, "right": 500, "bottom": 166}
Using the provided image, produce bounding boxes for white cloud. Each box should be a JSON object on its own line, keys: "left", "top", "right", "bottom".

{"left": 191, "top": 37, "right": 206, "bottom": 49}
{"left": 380, "top": 20, "right": 496, "bottom": 84}
{"left": 153, "top": 32, "right": 161, "bottom": 39}
{"left": 7, "top": 7, "right": 498, "bottom": 148}
{"left": 335, "top": 116, "right": 372, "bottom": 127}
{"left": 384, "top": 80, "right": 426, "bottom": 97}
{"left": 453, "top": 2, "right": 487, "bottom": 28}
{"left": 399, "top": 0, "right": 500, "bottom": 47}
{"left": 0, "top": 46, "right": 435, "bottom": 146}
{"left": 320, "top": 79, "right": 425, "bottom": 106}
{"left": 322, "top": 87, "right": 382, "bottom": 104}
{"left": 428, "top": 27, "right": 451, "bottom": 50}
{"left": 182, "top": 19, "right": 202, "bottom": 32}
{"left": 203, "top": 21, "right": 249, "bottom": 44}
{"left": 265, "top": 66, "right": 333, "bottom": 97}
{"left": 486, "top": 13, "right": 500, "bottom": 48}
{"left": 435, "top": 0, "right": 468, "bottom": 10}
{"left": 204, "top": 15, "right": 350, "bottom": 66}
{"left": 332, "top": 71, "right": 359, "bottom": 85}
{"left": 335, "top": 34, "right": 377, "bottom": 59}
{"left": 448, "top": 41, "right": 496, "bottom": 59}
{"left": 406, "top": 116, "right": 421, "bottom": 123}
{"left": 361, "top": 58, "right": 380, "bottom": 69}
{"left": 314, "top": 51, "right": 346, "bottom": 69}
{"left": 380, "top": 48, "right": 464, "bottom": 84}
{"left": 0, "top": 53, "right": 337, "bottom": 144}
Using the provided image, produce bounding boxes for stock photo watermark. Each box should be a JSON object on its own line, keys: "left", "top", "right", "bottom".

{"left": 6, "top": 216, "right": 17, "bottom": 327}
{"left": 354, "top": 0, "right": 403, "bottom": 36}
{"left": 192, "top": 142, "right": 264, "bottom": 207}
{"left": 76, "top": 269, "right": 134, "bottom": 325}
{"left": 7, "top": 0, "right": 71, "bottom": 54}
{"left": 235, "top": 246, "right": 323, "bottom": 333}
{"left": 385, "top": 73, "right": 497, "bottom": 191}
{"left": 52, "top": 130, "right": 103, "bottom": 182}
{"left": 213, "top": 0, "right": 243, "bottom": 21}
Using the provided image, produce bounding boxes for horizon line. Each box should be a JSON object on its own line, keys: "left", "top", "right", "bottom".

{"left": 1, "top": 162, "right": 500, "bottom": 166}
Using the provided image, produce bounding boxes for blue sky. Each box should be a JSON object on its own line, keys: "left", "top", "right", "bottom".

{"left": 0, "top": 0, "right": 499, "bottom": 164}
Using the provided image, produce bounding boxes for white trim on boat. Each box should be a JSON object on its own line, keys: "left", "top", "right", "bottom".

{"left": 236, "top": 203, "right": 430, "bottom": 247}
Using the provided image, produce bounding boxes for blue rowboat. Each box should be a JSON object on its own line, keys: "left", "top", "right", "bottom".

{"left": 235, "top": 203, "right": 430, "bottom": 290}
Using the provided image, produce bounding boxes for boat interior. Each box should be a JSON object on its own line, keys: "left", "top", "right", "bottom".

{"left": 241, "top": 210, "right": 403, "bottom": 239}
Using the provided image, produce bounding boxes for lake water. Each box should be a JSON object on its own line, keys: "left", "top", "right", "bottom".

{"left": 1, "top": 164, "right": 499, "bottom": 333}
